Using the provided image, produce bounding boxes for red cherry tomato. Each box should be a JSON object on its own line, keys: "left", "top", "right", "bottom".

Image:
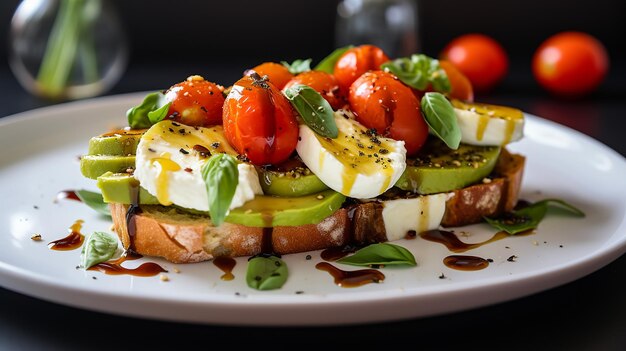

{"left": 334, "top": 45, "right": 390, "bottom": 93}
{"left": 164, "top": 76, "right": 225, "bottom": 126}
{"left": 349, "top": 70, "right": 428, "bottom": 156}
{"left": 223, "top": 73, "right": 299, "bottom": 165}
{"left": 248, "top": 62, "right": 294, "bottom": 90}
{"left": 532, "top": 31, "right": 609, "bottom": 97}
{"left": 283, "top": 70, "right": 347, "bottom": 110}
{"left": 440, "top": 60, "right": 474, "bottom": 102}
{"left": 440, "top": 34, "right": 508, "bottom": 93}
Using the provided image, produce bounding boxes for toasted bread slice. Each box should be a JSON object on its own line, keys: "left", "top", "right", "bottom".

{"left": 110, "top": 150, "right": 525, "bottom": 263}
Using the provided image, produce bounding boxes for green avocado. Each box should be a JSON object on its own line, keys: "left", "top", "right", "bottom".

{"left": 88, "top": 129, "right": 144, "bottom": 156}
{"left": 226, "top": 190, "right": 345, "bottom": 227}
{"left": 80, "top": 155, "right": 136, "bottom": 179}
{"left": 97, "top": 172, "right": 345, "bottom": 227}
{"left": 395, "top": 138, "right": 501, "bottom": 194}
{"left": 97, "top": 172, "right": 159, "bottom": 205}
{"left": 259, "top": 166, "right": 329, "bottom": 197}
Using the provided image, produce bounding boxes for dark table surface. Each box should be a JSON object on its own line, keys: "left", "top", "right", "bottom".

{"left": 1, "top": 61, "right": 625, "bottom": 350}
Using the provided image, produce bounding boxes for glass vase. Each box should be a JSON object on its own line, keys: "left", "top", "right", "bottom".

{"left": 335, "top": 0, "right": 419, "bottom": 58}
{"left": 9, "top": 0, "right": 129, "bottom": 101}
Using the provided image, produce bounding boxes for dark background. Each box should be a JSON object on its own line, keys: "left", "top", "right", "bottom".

{"left": 1, "top": 1, "right": 626, "bottom": 350}
{"left": 0, "top": 0, "right": 624, "bottom": 100}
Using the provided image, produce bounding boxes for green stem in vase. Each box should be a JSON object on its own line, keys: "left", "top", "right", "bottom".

{"left": 36, "top": 0, "right": 84, "bottom": 98}
{"left": 77, "top": 0, "right": 100, "bottom": 84}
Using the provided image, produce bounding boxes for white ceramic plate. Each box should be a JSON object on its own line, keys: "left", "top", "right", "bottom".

{"left": 1, "top": 93, "right": 625, "bottom": 326}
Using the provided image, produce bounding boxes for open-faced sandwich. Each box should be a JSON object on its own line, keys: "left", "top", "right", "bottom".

{"left": 80, "top": 45, "right": 526, "bottom": 264}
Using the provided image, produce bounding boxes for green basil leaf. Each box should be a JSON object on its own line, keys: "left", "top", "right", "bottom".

{"left": 75, "top": 189, "right": 111, "bottom": 217}
{"left": 281, "top": 59, "right": 312, "bottom": 75}
{"left": 537, "top": 198, "right": 586, "bottom": 218}
{"left": 381, "top": 54, "right": 451, "bottom": 93}
{"left": 337, "top": 243, "right": 417, "bottom": 267}
{"left": 314, "top": 45, "right": 353, "bottom": 73}
{"left": 147, "top": 102, "right": 171, "bottom": 124}
{"left": 201, "top": 154, "right": 239, "bottom": 226}
{"left": 246, "top": 256, "right": 288, "bottom": 290}
{"left": 283, "top": 84, "right": 338, "bottom": 138}
{"left": 126, "top": 92, "right": 168, "bottom": 129}
{"left": 81, "top": 231, "right": 119, "bottom": 269}
{"left": 420, "top": 92, "right": 461, "bottom": 149}
{"left": 485, "top": 199, "right": 585, "bottom": 234}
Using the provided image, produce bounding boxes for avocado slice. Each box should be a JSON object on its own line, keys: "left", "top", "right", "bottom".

{"left": 258, "top": 158, "right": 329, "bottom": 197}
{"left": 227, "top": 190, "right": 345, "bottom": 227}
{"left": 395, "top": 138, "right": 501, "bottom": 194}
{"left": 80, "top": 155, "right": 136, "bottom": 179}
{"left": 88, "top": 129, "right": 144, "bottom": 156}
{"left": 97, "top": 172, "right": 159, "bottom": 205}
{"left": 97, "top": 172, "right": 345, "bottom": 227}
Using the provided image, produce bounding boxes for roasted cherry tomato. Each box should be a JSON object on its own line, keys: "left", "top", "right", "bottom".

{"left": 164, "top": 75, "right": 225, "bottom": 126}
{"left": 533, "top": 31, "right": 609, "bottom": 97}
{"left": 223, "top": 73, "right": 299, "bottom": 165}
{"left": 283, "top": 70, "right": 347, "bottom": 110}
{"left": 440, "top": 60, "right": 474, "bottom": 102}
{"left": 349, "top": 71, "right": 428, "bottom": 156}
{"left": 248, "top": 62, "right": 294, "bottom": 90}
{"left": 334, "top": 44, "right": 390, "bottom": 93}
{"left": 440, "top": 34, "right": 508, "bottom": 93}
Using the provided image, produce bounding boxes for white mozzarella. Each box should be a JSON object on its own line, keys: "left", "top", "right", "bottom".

{"left": 134, "top": 120, "right": 262, "bottom": 212}
{"left": 453, "top": 100, "right": 524, "bottom": 146}
{"left": 381, "top": 194, "right": 449, "bottom": 241}
{"left": 296, "top": 110, "right": 406, "bottom": 199}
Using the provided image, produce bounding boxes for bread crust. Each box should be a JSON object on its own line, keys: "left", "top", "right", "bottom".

{"left": 110, "top": 150, "right": 525, "bottom": 263}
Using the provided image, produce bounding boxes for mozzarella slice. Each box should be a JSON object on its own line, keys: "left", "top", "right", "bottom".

{"left": 381, "top": 193, "right": 449, "bottom": 241}
{"left": 296, "top": 110, "right": 406, "bottom": 199}
{"left": 452, "top": 100, "right": 524, "bottom": 146}
{"left": 135, "top": 120, "right": 262, "bottom": 212}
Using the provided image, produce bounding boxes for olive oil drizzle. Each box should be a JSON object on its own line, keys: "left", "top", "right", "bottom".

{"left": 151, "top": 152, "right": 180, "bottom": 205}
{"left": 476, "top": 114, "right": 490, "bottom": 141}
{"left": 48, "top": 219, "right": 85, "bottom": 251}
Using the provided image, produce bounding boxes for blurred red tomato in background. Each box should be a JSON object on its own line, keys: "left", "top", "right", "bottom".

{"left": 532, "top": 31, "right": 609, "bottom": 97}
{"left": 440, "top": 34, "right": 508, "bottom": 93}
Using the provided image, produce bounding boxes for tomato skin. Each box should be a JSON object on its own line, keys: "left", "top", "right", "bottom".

{"left": 248, "top": 62, "right": 294, "bottom": 90}
{"left": 349, "top": 71, "right": 428, "bottom": 156}
{"left": 164, "top": 76, "right": 225, "bottom": 126}
{"left": 334, "top": 45, "right": 390, "bottom": 93}
{"left": 222, "top": 74, "right": 299, "bottom": 165}
{"left": 440, "top": 60, "right": 474, "bottom": 102}
{"left": 532, "top": 31, "right": 609, "bottom": 97}
{"left": 283, "top": 70, "right": 347, "bottom": 110}
{"left": 440, "top": 34, "right": 508, "bottom": 93}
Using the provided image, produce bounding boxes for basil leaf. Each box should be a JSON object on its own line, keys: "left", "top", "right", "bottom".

{"left": 283, "top": 84, "right": 338, "bottom": 138}
{"left": 314, "top": 45, "right": 353, "bottom": 73}
{"left": 381, "top": 54, "right": 451, "bottom": 93}
{"left": 537, "top": 198, "right": 586, "bottom": 218}
{"left": 126, "top": 92, "right": 168, "bottom": 129}
{"left": 147, "top": 102, "right": 171, "bottom": 124}
{"left": 485, "top": 199, "right": 585, "bottom": 235}
{"left": 75, "top": 189, "right": 111, "bottom": 217}
{"left": 337, "top": 243, "right": 417, "bottom": 267}
{"left": 281, "top": 59, "right": 312, "bottom": 75}
{"left": 420, "top": 92, "right": 461, "bottom": 149}
{"left": 201, "top": 154, "right": 239, "bottom": 226}
{"left": 81, "top": 231, "right": 119, "bottom": 269}
{"left": 246, "top": 256, "right": 288, "bottom": 290}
